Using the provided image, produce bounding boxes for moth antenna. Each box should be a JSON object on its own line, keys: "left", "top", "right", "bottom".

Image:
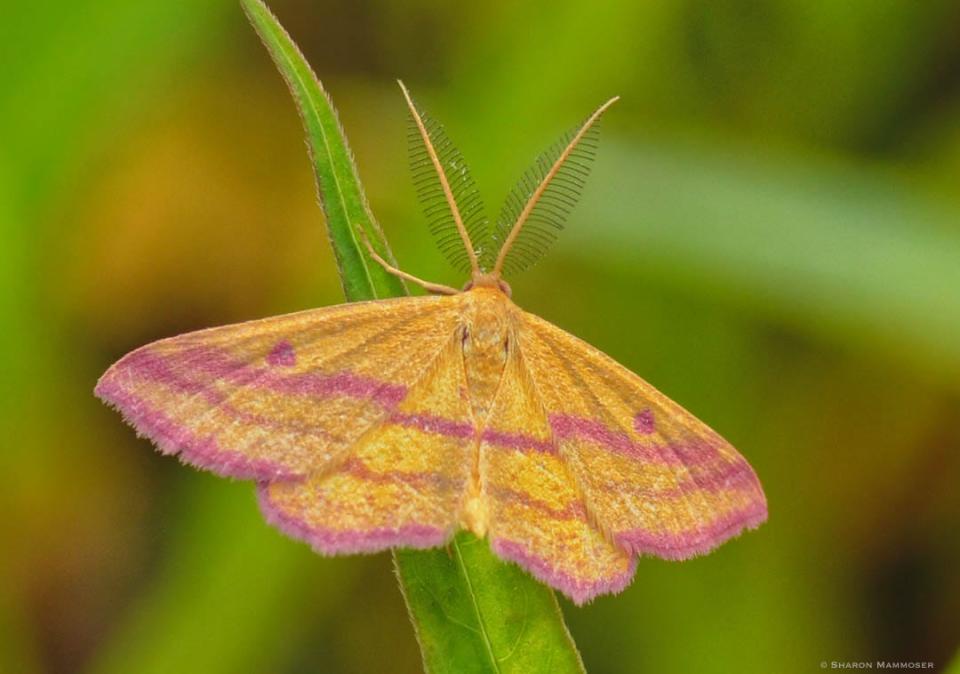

{"left": 399, "top": 80, "right": 483, "bottom": 277}
{"left": 491, "top": 96, "right": 619, "bottom": 277}
{"left": 356, "top": 226, "right": 459, "bottom": 295}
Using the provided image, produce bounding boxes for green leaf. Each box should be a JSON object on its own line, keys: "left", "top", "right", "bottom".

{"left": 395, "top": 534, "right": 584, "bottom": 674}
{"left": 241, "top": 1, "right": 585, "bottom": 671}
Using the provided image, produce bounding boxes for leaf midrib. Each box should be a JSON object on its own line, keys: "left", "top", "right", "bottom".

{"left": 452, "top": 537, "right": 502, "bottom": 674}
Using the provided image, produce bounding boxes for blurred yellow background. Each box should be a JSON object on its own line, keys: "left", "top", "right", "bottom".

{"left": 2, "top": 1, "right": 959, "bottom": 673}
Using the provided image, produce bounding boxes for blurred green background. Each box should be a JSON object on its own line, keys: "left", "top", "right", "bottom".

{"left": 3, "top": 1, "right": 960, "bottom": 672}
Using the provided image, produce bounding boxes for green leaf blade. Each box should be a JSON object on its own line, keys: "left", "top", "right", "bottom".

{"left": 396, "top": 534, "right": 585, "bottom": 674}
{"left": 241, "top": 2, "right": 586, "bottom": 672}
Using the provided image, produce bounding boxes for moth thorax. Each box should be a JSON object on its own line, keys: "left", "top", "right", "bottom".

{"left": 461, "top": 301, "right": 510, "bottom": 422}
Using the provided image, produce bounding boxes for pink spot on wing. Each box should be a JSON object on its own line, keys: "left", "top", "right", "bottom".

{"left": 633, "top": 408, "right": 655, "bottom": 435}
{"left": 266, "top": 340, "right": 296, "bottom": 367}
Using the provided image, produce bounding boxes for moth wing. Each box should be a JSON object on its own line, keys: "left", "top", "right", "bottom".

{"left": 480, "top": 345, "right": 635, "bottom": 605}
{"left": 516, "top": 311, "right": 767, "bottom": 562}
{"left": 96, "top": 295, "right": 463, "bottom": 481}
{"left": 260, "top": 331, "right": 475, "bottom": 553}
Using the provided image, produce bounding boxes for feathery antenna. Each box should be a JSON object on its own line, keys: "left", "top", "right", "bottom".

{"left": 491, "top": 96, "right": 619, "bottom": 277}
{"left": 400, "top": 81, "right": 485, "bottom": 276}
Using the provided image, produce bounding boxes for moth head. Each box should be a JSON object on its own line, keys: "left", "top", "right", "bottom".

{"left": 462, "top": 273, "right": 512, "bottom": 297}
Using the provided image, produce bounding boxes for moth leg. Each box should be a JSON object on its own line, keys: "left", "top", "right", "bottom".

{"left": 357, "top": 226, "right": 460, "bottom": 296}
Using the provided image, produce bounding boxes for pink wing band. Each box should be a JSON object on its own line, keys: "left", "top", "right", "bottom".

{"left": 487, "top": 485, "right": 588, "bottom": 522}
{"left": 339, "top": 457, "right": 462, "bottom": 492}
{"left": 95, "top": 378, "right": 299, "bottom": 481}
{"left": 106, "top": 349, "right": 340, "bottom": 438}
{"left": 120, "top": 345, "right": 408, "bottom": 407}
{"left": 550, "top": 413, "right": 729, "bottom": 468}
{"left": 615, "top": 501, "right": 768, "bottom": 560}
{"left": 257, "top": 484, "right": 450, "bottom": 554}
{"left": 588, "top": 457, "right": 762, "bottom": 500}
{"left": 100, "top": 368, "right": 760, "bottom": 501}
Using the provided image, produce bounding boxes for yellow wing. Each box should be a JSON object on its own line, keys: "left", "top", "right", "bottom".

{"left": 260, "top": 333, "right": 474, "bottom": 552}
{"left": 480, "top": 345, "right": 636, "bottom": 605}
{"left": 95, "top": 295, "right": 463, "bottom": 482}
{"left": 516, "top": 310, "right": 767, "bottom": 563}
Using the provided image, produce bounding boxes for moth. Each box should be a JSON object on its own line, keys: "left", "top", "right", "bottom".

{"left": 96, "top": 82, "right": 766, "bottom": 604}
